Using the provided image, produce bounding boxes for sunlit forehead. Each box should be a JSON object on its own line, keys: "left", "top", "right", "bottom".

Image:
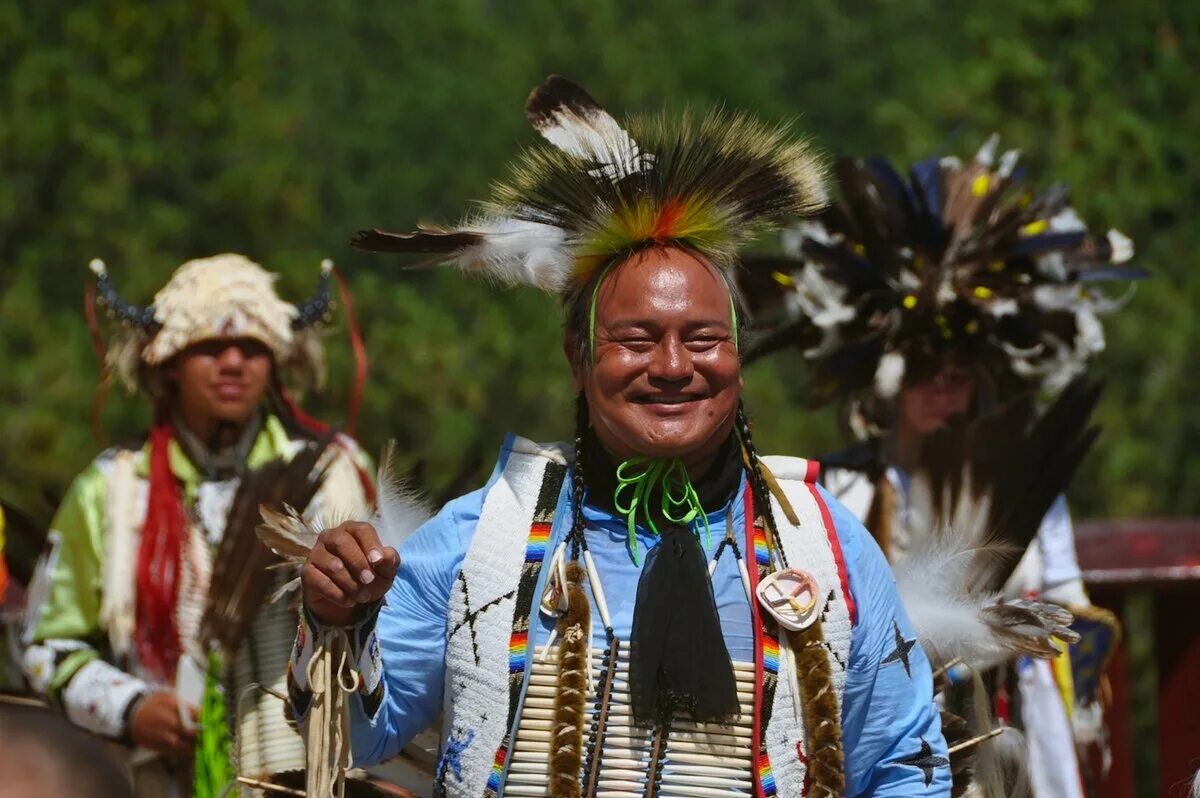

{"left": 590, "top": 247, "right": 739, "bottom": 358}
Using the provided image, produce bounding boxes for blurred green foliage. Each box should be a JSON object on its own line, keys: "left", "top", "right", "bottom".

{"left": 0, "top": 1, "right": 1196, "bottom": 521}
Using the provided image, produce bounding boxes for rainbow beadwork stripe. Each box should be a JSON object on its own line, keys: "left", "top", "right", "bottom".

{"left": 757, "top": 751, "right": 778, "bottom": 796}
{"left": 753, "top": 524, "right": 771, "bottom": 568}
{"left": 485, "top": 744, "right": 508, "bottom": 793}
{"left": 751, "top": 511, "right": 781, "bottom": 798}
{"left": 481, "top": 460, "right": 566, "bottom": 798}
{"left": 526, "top": 522, "right": 551, "bottom": 562}
{"left": 762, "top": 636, "right": 780, "bottom": 676}
{"left": 508, "top": 631, "right": 529, "bottom": 673}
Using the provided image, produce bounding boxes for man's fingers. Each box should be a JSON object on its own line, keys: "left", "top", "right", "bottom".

{"left": 345, "top": 523, "right": 388, "bottom": 568}
{"left": 303, "top": 561, "right": 355, "bottom": 608}
{"left": 324, "top": 529, "right": 374, "bottom": 590}
{"left": 366, "top": 555, "right": 399, "bottom": 601}
{"left": 318, "top": 548, "right": 366, "bottom": 600}
{"left": 379, "top": 547, "right": 401, "bottom": 579}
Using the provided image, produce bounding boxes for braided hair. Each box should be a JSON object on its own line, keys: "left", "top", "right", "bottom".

{"left": 737, "top": 399, "right": 845, "bottom": 794}
{"left": 735, "top": 400, "right": 788, "bottom": 568}
{"left": 568, "top": 392, "right": 589, "bottom": 557}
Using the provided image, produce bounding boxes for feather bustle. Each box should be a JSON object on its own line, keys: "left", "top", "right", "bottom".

{"left": 747, "top": 139, "right": 1145, "bottom": 408}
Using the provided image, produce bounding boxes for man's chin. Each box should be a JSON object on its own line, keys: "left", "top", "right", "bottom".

{"left": 628, "top": 423, "right": 722, "bottom": 462}
{"left": 209, "top": 401, "right": 261, "bottom": 427}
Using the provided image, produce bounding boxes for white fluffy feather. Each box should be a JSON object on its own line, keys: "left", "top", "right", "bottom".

{"left": 1106, "top": 228, "right": 1134, "bottom": 264}
{"left": 372, "top": 441, "right": 432, "bottom": 550}
{"left": 873, "top": 351, "right": 907, "bottom": 399}
{"left": 452, "top": 215, "right": 572, "bottom": 292}
{"left": 897, "top": 472, "right": 1076, "bottom": 670}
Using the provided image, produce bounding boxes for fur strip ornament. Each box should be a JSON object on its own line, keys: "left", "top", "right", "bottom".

{"left": 550, "top": 562, "right": 591, "bottom": 798}
{"left": 787, "top": 622, "right": 845, "bottom": 797}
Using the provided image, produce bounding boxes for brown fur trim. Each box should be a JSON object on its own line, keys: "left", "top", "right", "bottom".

{"left": 550, "top": 562, "right": 590, "bottom": 798}
{"left": 788, "top": 622, "right": 845, "bottom": 797}
{"left": 864, "top": 473, "right": 896, "bottom": 561}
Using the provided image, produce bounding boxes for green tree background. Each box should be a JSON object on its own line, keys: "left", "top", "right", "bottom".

{"left": 1, "top": 0, "right": 1195, "bottom": 524}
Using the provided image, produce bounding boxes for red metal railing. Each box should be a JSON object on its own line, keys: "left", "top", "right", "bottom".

{"left": 1076, "top": 519, "right": 1200, "bottom": 798}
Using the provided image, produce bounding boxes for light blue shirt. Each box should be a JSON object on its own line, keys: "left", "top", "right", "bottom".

{"left": 331, "top": 440, "right": 951, "bottom": 796}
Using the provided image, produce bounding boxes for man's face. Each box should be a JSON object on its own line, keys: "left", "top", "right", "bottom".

{"left": 898, "top": 363, "right": 976, "bottom": 436}
{"left": 166, "top": 338, "right": 272, "bottom": 428}
{"left": 570, "top": 247, "right": 743, "bottom": 466}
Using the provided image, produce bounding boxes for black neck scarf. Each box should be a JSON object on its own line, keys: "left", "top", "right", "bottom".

{"left": 581, "top": 432, "right": 742, "bottom": 727}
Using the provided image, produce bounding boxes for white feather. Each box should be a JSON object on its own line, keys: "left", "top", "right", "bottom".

{"left": 451, "top": 215, "right": 572, "bottom": 293}
{"left": 372, "top": 440, "right": 432, "bottom": 551}
{"left": 782, "top": 220, "right": 835, "bottom": 257}
{"left": 532, "top": 101, "right": 648, "bottom": 180}
{"left": 873, "top": 351, "right": 906, "bottom": 399}
{"left": 985, "top": 297, "right": 1019, "bottom": 318}
{"left": 974, "top": 133, "right": 1000, "bottom": 167}
{"left": 1106, "top": 228, "right": 1134, "bottom": 263}
{"left": 898, "top": 472, "right": 1077, "bottom": 670}
{"left": 1048, "top": 206, "right": 1086, "bottom": 233}
{"left": 997, "top": 148, "right": 1021, "bottom": 178}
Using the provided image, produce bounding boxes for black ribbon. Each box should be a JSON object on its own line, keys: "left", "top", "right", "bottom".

{"left": 630, "top": 522, "right": 739, "bottom": 725}
{"left": 581, "top": 431, "right": 742, "bottom": 726}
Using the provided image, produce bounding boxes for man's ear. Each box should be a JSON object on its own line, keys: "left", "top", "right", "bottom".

{"left": 564, "top": 334, "right": 585, "bottom": 390}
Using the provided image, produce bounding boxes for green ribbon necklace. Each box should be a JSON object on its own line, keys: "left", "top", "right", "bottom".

{"left": 613, "top": 455, "right": 711, "bottom": 564}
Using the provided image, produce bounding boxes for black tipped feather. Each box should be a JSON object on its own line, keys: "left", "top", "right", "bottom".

{"left": 350, "top": 228, "right": 483, "bottom": 254}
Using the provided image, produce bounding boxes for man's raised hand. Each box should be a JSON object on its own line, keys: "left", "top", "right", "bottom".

{"left": 301, "top": 521, "right": 400, "bottom": 625}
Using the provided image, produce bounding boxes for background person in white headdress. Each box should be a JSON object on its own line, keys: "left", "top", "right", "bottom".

{"left": 20, "top": 254, "right": 374, "bottom": 796}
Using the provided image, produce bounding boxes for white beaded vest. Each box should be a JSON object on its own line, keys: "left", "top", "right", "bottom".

{"left": 436, "top": 437, "right": 855, "bottom": 798}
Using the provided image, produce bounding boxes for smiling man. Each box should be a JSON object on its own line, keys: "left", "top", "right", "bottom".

{"left": 288, "top": 77, "right": 950, "bottom": 797}
{"left": 21, "top": 254, "right": 373, "bottom": 796}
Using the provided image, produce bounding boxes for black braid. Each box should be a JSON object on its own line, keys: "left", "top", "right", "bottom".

{"left": 569, "top": 392, "right": 589, "bottom": 559}
{"left": 736, "top": 401, "right": 789, "bottom": 568}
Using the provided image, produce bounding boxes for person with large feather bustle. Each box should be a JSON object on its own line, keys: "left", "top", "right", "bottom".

{"left": 738, "top": 137, "right": 1142, "bottom": 796}
{"left": 283, "top": 76, "right": 951, "bottom": 797}
{"left": 19, "top": 254, "right": 382, "bottom": 796}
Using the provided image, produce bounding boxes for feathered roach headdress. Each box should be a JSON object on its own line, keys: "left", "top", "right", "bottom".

{"left": 352, "top": 75, "right": 828, "bottom": 303}
{"left": 740, "top": 136, "right": 1145, "bottom": 433}
{"left": 89, "top": 253, "right": 335, "bottom": 393}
